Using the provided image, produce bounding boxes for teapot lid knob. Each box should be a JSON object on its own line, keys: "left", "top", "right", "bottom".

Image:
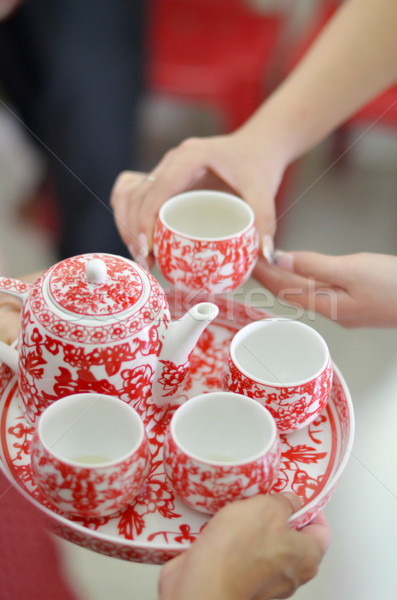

{"left": 85, "top": 258, "right": 107, "bottom": 284}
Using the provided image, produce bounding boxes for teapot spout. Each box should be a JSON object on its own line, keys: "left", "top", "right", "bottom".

{"left": 152, "top": 302, "right": 219, "bottom": 405}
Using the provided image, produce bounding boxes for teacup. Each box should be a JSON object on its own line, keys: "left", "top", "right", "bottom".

{"left": 153, "top": 190, "right": 259, "bottom": 294}
{"left": 163, "top": 391, "right": 281, "bottom": 514}
{"left": 30, "top": 393, "right": 151, "bottom": 518}
{"left": 223, "top": 318, "right": 333, "bottom": 434}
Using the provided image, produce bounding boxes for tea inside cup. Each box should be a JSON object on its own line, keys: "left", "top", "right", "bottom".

{"left": 38, "top": 394, "right": 144, "bottom": 466}
{"left": 154, "top": 190, "right": 259, "bottom": 294}
{"left": 163, "top": 392, "right": 281, "bottom": 514}
{"left": 30, "top": 393, "right": 150, "bottom": 518}
{"left": 159, "top": 190, "right": 254, "bottom": 239}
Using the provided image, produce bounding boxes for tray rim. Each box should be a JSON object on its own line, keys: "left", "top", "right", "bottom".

{"left": 0, "top": 300, "right": 355, "bottom": 559}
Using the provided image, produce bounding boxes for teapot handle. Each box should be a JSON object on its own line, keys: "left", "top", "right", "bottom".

{"left": 0, "top": 277, "right": 30, "bottom": 300}
{"left": 0, "top": 277, "right": 30, "bottom": 373}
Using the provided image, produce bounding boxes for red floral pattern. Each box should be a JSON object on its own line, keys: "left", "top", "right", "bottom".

{"left": 49, "top": 254, "right": 144, "bottom": 316}
{"left": 0, "top": 277, "right": 30, "bottom": 297}
{"left": 154, "top": 219, "right": 259, "bottom": 293}
{"left": 22, "top": 259, "right": 168, "bottom": 344}
{"left": 0, "top": 292, "right": 354, "bottom": 564}
{"left": 17, "top": 308, "right": 164, "bottom": 424}
{"left": 30, "top": 433, "right": 150, "bottom": 518}
{"left": 157, "top": 359, "right": 191, "bottom": 398}
{"left": 164, "top": 429, "right": 280, "bottom": 514}
{"left": 223, "top": 355, "right": 333, "bottom": 434}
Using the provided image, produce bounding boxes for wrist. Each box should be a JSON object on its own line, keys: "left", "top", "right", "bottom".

{"left": 234, "top": 99, "right": 302, "bottom": 172}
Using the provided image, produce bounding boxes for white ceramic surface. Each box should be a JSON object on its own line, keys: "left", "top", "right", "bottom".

{"left": 224, "top": 318, "right": 333, "bottom": 433}
{"left": 0, "top": 294, "right": 354, "bottom": 565}
{"left": 163, "top": 392, "right": 281, "bottom": 513}
{"left": 153, "top": 191, "right": 259, "bottom": 294}
{"left": 30, "top": 394, "right": 150, "bottom": 518}
{"left": 0, "top": 253, "right": 218, "bottom": 423}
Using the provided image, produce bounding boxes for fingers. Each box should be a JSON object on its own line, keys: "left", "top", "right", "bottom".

{"left": 253, "top": 253, "right": 353, "bottom": 321}
{"left": 240, "top": 185, "right": 277, "bottom": 254}
{"left": 110, "top": 170, "right": 146, "bottom": 253}
{"left": 300, "top": 511, "right": 333, "bottom": 556}
{"left": 253, "top": 255, "right": 331, "bottom": 297}
{"left": 111, "top": 151, "right": 209, "bottom": 261}
{"left": 159, "top": 552, "right": 187, "bottom": 600}
{"left": 158, "top": 494, "right": 330, "bottom": 600}
{"left": 276, "top": 250, "right": 352, "bottom": 285}
{"left": 274, "top": 492, "right": 302, "bottom": 515}
{"left": 135, "top": 147, "right": 209, "bottom": 251}
{"left": 110, "top": 135, "right": 281, "bottom": 264}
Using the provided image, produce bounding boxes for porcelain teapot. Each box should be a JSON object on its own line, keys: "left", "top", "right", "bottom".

{"left": 0, "top": 253, "right": 218, "bottom": 424}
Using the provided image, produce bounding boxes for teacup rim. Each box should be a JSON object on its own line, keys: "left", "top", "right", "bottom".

{"left": 229, "top": 318, "right": 331, "bottom": 387}
{"left": 158, "top": 190, "right": 256, "bottom": 242}
{"left": 169, "top": 391, "right": 279, "bottom": 466}
{"left": 35, "top": 393, "right": 146, "bottom": 469}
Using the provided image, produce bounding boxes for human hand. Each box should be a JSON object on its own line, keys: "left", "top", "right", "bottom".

{"left": 0, "top": 271, "right": 41, "bottom": 344}
{"left": 254, "top": 251, "right": 397, "bottom": 328}
{"left": 159, "top": 494, "right": 331, "bottom": 600}
{"left": 0, "top": 301, "right": 21, "bottom": 344}
{"left": 110, "top": 130, "right": 287, "bottom": 268}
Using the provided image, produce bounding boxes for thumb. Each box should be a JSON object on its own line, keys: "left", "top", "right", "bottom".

{"left": 276, "top": 251, "right": 345, "bottom": 286}
{"left": 243, "top": 190, "right": 277, "bottom": 260}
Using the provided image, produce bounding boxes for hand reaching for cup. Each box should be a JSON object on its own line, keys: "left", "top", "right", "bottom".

{"left": 110, "top": 131, "right": 286, "bottom": 269}
{"left": 159, "top": 493, "right": 332, "bottom": 600}
{"left": 254, "top": 251, "right": 397, "bottom": 328}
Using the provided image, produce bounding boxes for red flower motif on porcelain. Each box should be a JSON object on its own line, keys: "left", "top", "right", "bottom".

{"left": 163, "top": 428, "right": 281, "bottom": 514}
{"left": 157, "top": 359, "right": 191, "bottom": 398}
{"left": 17, "top": 305, "right": 165, "bottom": 424}
{"left": 23, "top": 256, "right": 169, "bottom": 344}
{"left": 223, "top": 355, "right": 333, "bottom": 434}
{"left": 0, "top": 291, "right": 354, "bottom": 564}
{"left": 0, "top": 254, "right": 184, "bottom": 424}
{"left": 30, "top": 431, "right": 151, "bottom": 518}
{"left": 154, "top": 219, "right": 259, "bottom": 293}
{"left": 49, "top": 255, "right": 144, "bottom": 316}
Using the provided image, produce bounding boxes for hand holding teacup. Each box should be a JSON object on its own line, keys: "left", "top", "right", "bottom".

{"left": 154, "top": 191, "right": 259, "bottom": 294}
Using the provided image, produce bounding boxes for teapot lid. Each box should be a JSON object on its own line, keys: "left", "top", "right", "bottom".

{"left": 47, "top": 254, "right": 146, "bottom": 317}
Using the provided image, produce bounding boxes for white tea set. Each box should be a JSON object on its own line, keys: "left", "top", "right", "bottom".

{"left": 0, "top": 191, "right": 335, "bottom": 520}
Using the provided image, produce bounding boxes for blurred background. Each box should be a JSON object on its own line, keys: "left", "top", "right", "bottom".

{"left": 1, "top": 1, "right": 397, "bottom": 599}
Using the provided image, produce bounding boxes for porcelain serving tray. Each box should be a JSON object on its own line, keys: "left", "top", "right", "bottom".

{"left": 0, "top": 294, "right": 354, "bottom": 565}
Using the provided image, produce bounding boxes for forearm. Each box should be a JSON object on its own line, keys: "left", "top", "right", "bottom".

{"left": 238, "top": 0, "right": 397, "bottom": 166}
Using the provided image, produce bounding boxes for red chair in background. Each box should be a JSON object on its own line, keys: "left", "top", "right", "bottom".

{"left": 146, "top": 0, "right": 290, "bottom": 132}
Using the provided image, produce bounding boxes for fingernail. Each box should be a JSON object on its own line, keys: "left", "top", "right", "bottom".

{"left": 262, "top": 235, "right": 274, "bottom": 263}
{"left": 131, "top": 233, "right": 149, "bottom": 270}
{"left": 274, "top": 250, "right": 294, "bottom": 272}
{"left": 135, "top": 254, "right": 149, "bottom": 271}
{"left": 138, "top": 233, "right": 149, "bottom": 259}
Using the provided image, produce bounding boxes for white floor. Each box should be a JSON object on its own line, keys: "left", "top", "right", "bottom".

{"left": 1, "top": 100, "right": 397, "bottom": 600}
